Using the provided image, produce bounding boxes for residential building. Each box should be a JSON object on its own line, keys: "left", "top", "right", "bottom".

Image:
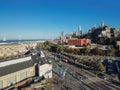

{"left": 97, "top": 25, "right": 111, "bottom": 38}
{"left": 113, "top": 28, "right": 120, "bottom": 37}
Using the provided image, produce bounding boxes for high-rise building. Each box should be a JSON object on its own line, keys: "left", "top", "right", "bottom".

{"left": 93, "top": 24, "right": 97, "bottom": 29}
{"left": 101, "top": 20, "right": 105, "bottom": 28}
{"left": 60, "top": 32, "right": 66, "bottom": 43}
{"left": 76, "top": 26, "right": 82, "bottom": 37}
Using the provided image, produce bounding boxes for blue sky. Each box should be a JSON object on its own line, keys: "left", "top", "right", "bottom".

{"left": 0, "top": 0, "right": 120, "bottom": 40}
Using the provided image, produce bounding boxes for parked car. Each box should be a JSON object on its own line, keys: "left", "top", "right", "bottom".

{"left": 97, "top": 73, "right": 107, "bottom": 80}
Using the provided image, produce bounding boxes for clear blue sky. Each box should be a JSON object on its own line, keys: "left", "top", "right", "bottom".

{"left": 0, "top": 0, "right": 120, "bottom": 40}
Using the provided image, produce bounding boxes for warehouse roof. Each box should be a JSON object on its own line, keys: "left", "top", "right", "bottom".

{"left": 0, "top": 52, "right": 47, "bottom": 77}
{"left": 0, "top": 60, "right": 34, "bottom": 77}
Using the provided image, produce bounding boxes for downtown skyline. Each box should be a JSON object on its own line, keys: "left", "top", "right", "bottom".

{"left": 0, "top": 0, "right": 120, "bottom": 40}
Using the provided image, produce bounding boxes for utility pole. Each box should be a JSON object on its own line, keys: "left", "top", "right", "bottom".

{"left": 59, "top": 53, "right": 62, "bottom": 63}
{"left": 80, "top": 77, "right": 83, "bottom": 90}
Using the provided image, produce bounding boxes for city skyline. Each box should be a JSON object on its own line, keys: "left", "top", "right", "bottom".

{"left": 0, "top": 0, "right": 120, "bottom": 40}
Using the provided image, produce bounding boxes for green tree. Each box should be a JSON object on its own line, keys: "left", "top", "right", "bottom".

{"left": 110, "top": 48, "right": 115, "bottom": 56}
{"left": 84, "top": 48, "right": 91, "bottom": 55}
{"left": 56, "top": 45, "right": 64, "bottom": 53}
{"left": 41, "top": 41, "right": 53, "bottom": 50}
{"left": 98, "top": 37, "right": 107, "bottom": 44}
{"left": 97, "top": 62, "right": 105, "bottom": 72}
{"left": 92, "top": 47, "right": 104, "bottom": 55}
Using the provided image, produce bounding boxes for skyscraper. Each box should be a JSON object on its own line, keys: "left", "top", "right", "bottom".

{"left": 76, "top": 26, "right": 82, "bottom": 37}
{"left": 93, "top": 24, "right": 97, "bottom": 29}
{"left": 60, "top": 32, "right": 65, "bottom": 43}
{"left": 101, "top": 20, "right": 105, "bottom": 28}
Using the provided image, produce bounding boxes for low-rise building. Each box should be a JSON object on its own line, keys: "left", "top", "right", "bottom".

{"left": 113, "top": 28, "right": 120, "bottom": 37}
{"left": 97, "top": 44, "right": 112, "bottom": 50}
{"left": 66, "top": 38, "right": 90, "bottom": 46}
{"left": 0, "top": 55, "right": 52, "bottom": 89}
{"left": 0, "top": 56, "right": 34, "bottom": 89}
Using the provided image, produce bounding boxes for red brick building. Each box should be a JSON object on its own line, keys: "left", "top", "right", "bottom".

{"left": 67, "top": 38, "right": 90, "bottom": 46}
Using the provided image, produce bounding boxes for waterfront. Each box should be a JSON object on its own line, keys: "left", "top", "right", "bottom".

{"left": 0, "top": 39, "right": 47, "bottom": 44}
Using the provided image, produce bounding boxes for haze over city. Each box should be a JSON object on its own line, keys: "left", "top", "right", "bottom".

{"left": 0, "top": 0, "right": 120, "bottom": 39}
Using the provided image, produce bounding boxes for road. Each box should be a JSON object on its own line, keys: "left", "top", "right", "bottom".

{"left": 44, "top": 50, "right": 120, "bottom": 90}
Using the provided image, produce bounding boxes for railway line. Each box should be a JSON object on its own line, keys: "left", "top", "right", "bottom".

{"left": 44, "top": 51, "right": 120, "bottom": 90}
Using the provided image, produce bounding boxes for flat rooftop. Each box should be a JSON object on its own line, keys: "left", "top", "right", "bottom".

{"left": 0, "top": 54, "right": 46, "bottom": 77}
{"left": 0, "top": 60, "right": 34, "bottom": 77}
{"left": 0, "top": 55, "right": 30, "bottom": 63}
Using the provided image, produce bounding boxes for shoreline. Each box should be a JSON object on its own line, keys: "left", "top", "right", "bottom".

{"left": 0, "top": 39, "right": 47, "bottom": 44}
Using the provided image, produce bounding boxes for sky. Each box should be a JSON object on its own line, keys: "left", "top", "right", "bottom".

{"left": 0, "top": 0, "right": 120, "bottom": 40}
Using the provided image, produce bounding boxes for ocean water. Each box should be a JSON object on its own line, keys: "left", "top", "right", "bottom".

{"left": 0, "top": 39, "right": 47, "bottom": 43}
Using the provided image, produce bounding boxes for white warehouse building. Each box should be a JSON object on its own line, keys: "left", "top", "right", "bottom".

{"left": 0, "top": 55, "right": 52, "bottom": 90}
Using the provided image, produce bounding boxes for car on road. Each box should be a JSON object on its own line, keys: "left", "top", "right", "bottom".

{"left": 97, "top": 73, "right": 107, "bottom": 80}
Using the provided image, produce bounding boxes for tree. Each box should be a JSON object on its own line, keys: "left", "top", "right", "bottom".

{"left": 41, "top": 41, "right": 53, "bottom": 50}
{"left": 98, "top": 37, "right": 107, "bottom": 44}
{"left": 51, "top": 45, "right": 57, "bottom": 52}
{"left": 56, "top": 45, "right": 64, "bottom": 53}
{"left": 84, "top": 48, "right": 91, "bottom": 55}
{"left": 97, "top": 62, "right": 105, "bottom": 72}
{"left": 110, "top": 48, "right": 115, "bottom": 56}
{"left": 91, "top": 47, "right": 104, "bottom": 55}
